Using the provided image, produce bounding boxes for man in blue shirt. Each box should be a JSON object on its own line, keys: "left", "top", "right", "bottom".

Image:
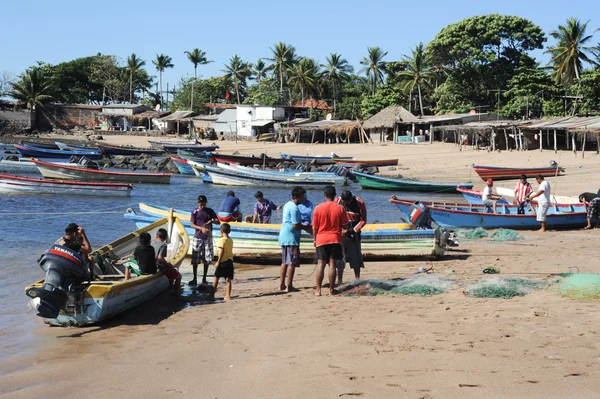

{"left": 297, "top": 195, "right": 314, "bottom": 226}
{"left": 217, "top": 191, "right": 242, "bottom": 222}
{"left": 278, "top": 186, "right": 312, "bottom": 292}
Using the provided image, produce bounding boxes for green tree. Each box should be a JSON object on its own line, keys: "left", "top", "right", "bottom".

{"left": 321, "top": 53, "right": 353, "bottom": 115}
{"left": 152, "top": 54, "right": 174, "bottom": 107}
{"left": 360, "top": 84, "right": 406, "bottom": 117}
{"left": 222, "top": 55, "right": 251, "bottom": 104}
{"left": 359, "top": 46, "right": 388, "bottom": 95}
{"left": 184, "top": 48, "right": 212, "bottom": 110}
{"left": 9, "top": 67, "right": 54, "bottom": 111}
{"left": 170, "top": 76, "right": 229, "bottom": 111}
{"left": 545, "top": 18, "right": 597, "bottom": 84}
{"left": 336, "top": 75, "right": 370, "bottom": 119}
{"left": 500, "top": 66, "right": 557, "bottom": 119}
{"left": 398, "top": 43, "right": 432, "bottom": 116}
{"left": 250, "top": 59, "right": 272, "bottom": 88}
{"left": 288, "top": 58, "right": 321, "bottom": 107}
{"left": 244, "top": 77, "right": 282, "bottom": 106}
{"left": 127, "top": 53, "right": 145, "bottom": 104}
{"left": 265, "top": 42, "right": 297, "bottom": 94}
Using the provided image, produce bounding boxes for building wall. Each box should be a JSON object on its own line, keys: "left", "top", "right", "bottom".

{"left": 36, "top": 105, "right": 101, "bottom": 130}
{"left": 0, "top": 108, "right": 32, "bottom": 131}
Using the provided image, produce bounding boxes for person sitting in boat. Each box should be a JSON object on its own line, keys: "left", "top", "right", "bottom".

{"left": 513, "top": 174, "right": 534, "bottom": 215}
{"left": 217, "top": 191, "right": 242, "bottom": 222}
{"left": 155, "top": 228, "right": 182, "bottom": 296}
{"left": 124, "top": 232, "right": 157, "bottom": 281}
{"left": 245, "top": 191, "right": 281, "bottom": 223}
{"left": 482, "top": 179, "right": 502, "bottom": 214}
{"left": 334, "top": 190, "right": 367, "bottom": 283}
{"left": 56, "top": 223, "right": 92, "bottom": 259}
{"left": 579, "top": 192, "right": 600, "bottom": 230}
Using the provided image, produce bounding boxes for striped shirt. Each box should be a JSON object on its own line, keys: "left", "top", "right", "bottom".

{"left": 514, "top": 181, "right": 533, "bottom": 203}
{"left": 335, "top": 196, "right": 367, "bottom": 233}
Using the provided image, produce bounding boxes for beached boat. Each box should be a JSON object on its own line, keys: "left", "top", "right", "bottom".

{"left": 216, "top": 162, "right": 348, "bottom": 186}
{"left": 354, "top": 171, "right": 473, "bottom": 193}
{"left": 389, "top": 197, "right": 590, "bottom": 229}
{"left": 94, "top": 143, "right": 165, "bottom": 156}
{"left": 209, "top": 153, "right": 281, "bottom": 166}
{"left": 472, "top": 164, "right": 565, "bottom": 181}
{"left": 456, "top": 187, "right": 510, "bottom": 205}
{"left": 0, "top": 174, "right": 132, "bottom": 197}
{"left": 25, "top": 215, "right": 189, "bottom": 326}
{"left": 333, "top": 158, "right": 398, "bottom": 167}
{"left": 55, "top": 142, "right": 100, "bottom": 151}
{"left": 20, "top": 141, "right": 60, "bottom": 150}
{"left": 15, "top": 144, "right": 104, "bottom": 160}
{"left": 457, "top": 187, "right": 579, "bottom": 205}
{"left": 176, "top": 149, "right": 211, "bottom": 163}
{"left": 148, "top": 139, "right": 198, "bottom": 149}
{"left": 0, "top": 158, "right": 41, "bottom": 174}
{"left": 162, "top": 144, "right": 219, "bottom": 153}
{"left": 33, "top": 159, "right": 171, "bottom": 184}
{"left": 280, "top": 153, "right": 353, "bottom": 165}
{"left": 127, "top": 203, "right": 446, "bottom": 258}
{"left": 170, "top": 156, "right": 195, "bottom": 175}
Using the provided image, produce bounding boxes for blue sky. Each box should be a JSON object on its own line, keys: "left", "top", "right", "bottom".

{"left": 2, "top": 0, "right": 598, "bottom": 90}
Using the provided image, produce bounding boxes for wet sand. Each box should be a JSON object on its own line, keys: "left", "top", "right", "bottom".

{"left": 2, "top": 137, "right": 600, "bottom": 398}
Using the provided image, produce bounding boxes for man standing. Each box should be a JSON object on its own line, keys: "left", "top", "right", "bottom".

{"left": 579, "top": 192, "right": 600, "bottom": 230}
{"left": 278, "top": 186, "right": 312, "bottom": 292}
{"left": 217, "top": 191, "right": 242, "bottom": 222}
{"left": 482, "top": 178, "right": 501, "bottom": 214}
{"left": 190, "top": 195, "right": 219, "bottom": 285}
{"left": 513, "top": 174, "right": 534, "bottom": 214}
{"left": 312, "top": 186, "right": 349, "bottom": 296}
{"left": 245, "top": 191, "right": 281, "bottom": 223}
{"left": 335, "top": 190, "right": 367, "bottom": 283}
{"left": 528, "top": 175, "right": 551, "bottom": 232}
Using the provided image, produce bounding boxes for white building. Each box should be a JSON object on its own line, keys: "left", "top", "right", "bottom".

{"left": 236, "top": 105, "right": 285, "bottom": 137}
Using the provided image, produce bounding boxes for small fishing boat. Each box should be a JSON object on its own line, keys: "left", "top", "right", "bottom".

{"left": 148, "top": 139, "right": 199, "bottom": 149}
{"left": 389, "top": 197, "right": 590, "bottom": 229}
{"left": 0, "top": 174, "right": 132, "bottom": 197}
{"left": 472, "top": 164, "right": 565, "bottom": 181}
{"left": 217, "top": 162, "right": 347, "bottom": 186}
{"left": 456, "top": 188, "right": 510, "bottom": 205}
{"left": 170, "top": 156, "right": 195, "bottom": 175}
{"left": 25, "top": 215, "right": 189, "bottom": 326}
{"left": 186, "top": 160, "right": 213, "bottom": 182}
{"left": 280, "top": 153, "right": 353, "bottom": 165}
{"left": 20, "top": 141, "right": 60, "bottom": 150}
{"left": 176, "top": 149, "right": 211, "bottom": 163}
{"left": 333, "top": 158, "right": 398, "bottom": 167}
{"left": 33, "top": 159, "right": 171, "bottom": 184}
{"left": 354, "top": 171, "right": 473, "bottom": 193}
{"left": 494, "top": 187, "right": 579, "bottom": 205}
{"left": 162, "top": 144, "right": 219, "bottom": 153}
{"left": 128, "top": 203, "right": 447, "bottom": 258}
{"left": 0, "top": 157, "right": 41, "bottom": 174}
{"left": 94, "top": 143, "right": 165, "bottom": 156}
{"left": 209, "top": 153, "right": 281, "bottom": 166}
{"left": 15, "top": 144, "right": 104, "bottom": 160}
{"left": 55, "top": 141, "right": 100, "bottom": 151}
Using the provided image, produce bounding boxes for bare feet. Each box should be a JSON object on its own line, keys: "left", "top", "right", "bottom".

{"left": 328, "top": 289, "right": 338, "bottom": 296}
{"left": 279, "top": 284, "right": 286, "bottom": 291}
{"left": 537, "top": 228, "right": 546, "bottom": 232}
{"left": 314, "top": 289, "right": 322, "bottom": 296}
{"left": 224, "top": 296, "right": 230, "bottom": 301}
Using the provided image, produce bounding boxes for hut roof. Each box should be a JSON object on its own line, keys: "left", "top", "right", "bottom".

{"left": 328, "top": 121, "right": 361, "bottom": 135}
{"left": 363, "top": 106, "right": 418, "bottom": 129}
{"left": 157, "top": 111, "right": 197, "bottom": 122}
{"left": 293, "top": 99, "right": 332, "bottom": 110}
{"left": 132, "top": 111, "right": 171, "bottom": 120}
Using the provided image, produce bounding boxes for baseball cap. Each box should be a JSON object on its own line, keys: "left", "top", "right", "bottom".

{"left": 197, "top": 195, "right": 207, "bottom": 203}
{"left": 486, "top": 178, "right": 493, "bottom": 185}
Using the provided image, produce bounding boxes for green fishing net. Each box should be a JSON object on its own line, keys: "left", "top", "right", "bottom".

{"left": 490, "top": 229, "right": 522, "bottom": 241}
{"left": 455, "top": 227, "right": 488, "bottom": 239}
{"left": 341, "top": 275, "right": 453, "bottom": 297}
{"left": 559, "top": 273, "right": 600, "bottom": 299}
{"left": 466, "top": 277, "right": 547, "bottom": 299}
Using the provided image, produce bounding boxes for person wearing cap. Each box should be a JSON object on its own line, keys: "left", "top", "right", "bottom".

{"left": 513, "top": 174, "right": 534, "bottom": 215}
{"left": 334, "top": 190, "right": 367, "bottom": 283}
{"left": 578, "top": 192, "right": 600, "bottom": 229}
{"left": 245, "top": 191, "right": 281, "bottom": 224}
{"left": 190, "top": 195, "right": 219, "bottom": 285}
{"left": 528, "top": 175, "right": 551, "bottom": 232}
{"left": 56, "top": 223, "right": 92, "bottom": 257}
{"left": 482, "top": 178, "right": 501, "bottom": 214}
{"left": 217, "top": 191, "right": 242, "bottom": 223}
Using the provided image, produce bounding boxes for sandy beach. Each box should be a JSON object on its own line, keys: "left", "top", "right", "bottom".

{"left": 2, "top": 136, "right": 600, "bottom": 398}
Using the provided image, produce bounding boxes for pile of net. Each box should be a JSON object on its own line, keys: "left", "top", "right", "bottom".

{"left": 340, "top": 275, "right": 453, "bottom": 297}
{"left": 466, "top": 277, "right": 547, "bottom": 299}
{"left": 490, "top": 228, "right": 522, "bottom": 241}
{"left": 559, "top": 273, "right": 600, "bottom": 299}
{"left": 455, "top": 227, "right": 488, "bottom": 240}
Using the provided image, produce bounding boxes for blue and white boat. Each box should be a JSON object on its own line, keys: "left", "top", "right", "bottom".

{"left": 456, "top": 188, "right": 510, "bottom": 205}
{"left": 169, "top": 156, "right": 195, "bottom": 175}
{"left": 15, "top": 144, "right": 104, "bottom": 160}
{"left": 216, "top": 162, "right": 347, "bottom": 186}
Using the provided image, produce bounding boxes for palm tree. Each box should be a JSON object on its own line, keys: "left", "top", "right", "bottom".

{"left": 251, "top": 59, "right": 272, "bottom": 88}
{"left": 9, "top": 68, "right": 53, "bottom": 111}
{"left": 265, "top": 42, "right": 296, "bottom": 94}
{"left": 127, "top": 53, "right": 145, "bottom": 104}
{"left": 222, "top": 55, "right": 251, "bottom": 104}
{"left": 359, "top": 47, "right": 388, "bottom": 95}
{"left": 152, "top": 54, "right": 174, "bottom": 107}
{"left": 545, "top": 18, "right": 597, "bottom": 84}
{"left": 288, "top": 58, "right": 321, "bottom": 107}
{"left": 321, "top": 53, "right": 353, "bottom": 115}
{"left": 184, "top": 48, "right": 212, "bottom": 110}
{"left": 398, "top": 43, "right": 432, "bottom": 116}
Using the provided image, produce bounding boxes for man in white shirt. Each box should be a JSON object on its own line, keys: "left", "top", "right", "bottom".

{"left": 528, "top": 174, "right": 551, "bottom": 232}
{"left": 482, "top": 178, "right": 502, "bottom": 214}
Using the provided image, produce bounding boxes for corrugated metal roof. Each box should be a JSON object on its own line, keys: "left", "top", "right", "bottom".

{"left": 249, "top": 120, "right": 274, "bottom": 127}
{"left": 291, "top": 119, "right": 352, "bottom": 128}
{"left": 215, "top": 109, "right": 236, "bottom": 123}
{"left": 192, "top": 114, "right": 219, "bottom": 121}
{"left": 157, "top": 111, "right": 197, "bottom": 121}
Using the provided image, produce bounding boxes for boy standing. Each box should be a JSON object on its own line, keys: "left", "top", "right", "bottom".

{"left": 213, "top": 223, "right": 234, "bottom": 300}
{"left": 156, "top": 228, "right": 182, "bottom": 296}
{"left": 190, "top": 195, "right": 219, "bottom": 285}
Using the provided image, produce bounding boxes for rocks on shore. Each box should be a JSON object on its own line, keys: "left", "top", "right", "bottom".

{"left": 101, "top": 154, "right": 177, "bottom": 173}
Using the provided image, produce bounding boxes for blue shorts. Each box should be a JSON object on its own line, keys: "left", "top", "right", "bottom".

{"left": 281, "top": 246, "right": 300, "bottom": 267}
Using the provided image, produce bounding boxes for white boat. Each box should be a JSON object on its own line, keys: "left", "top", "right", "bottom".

{"left": 495, "top": 187, "right": 580, "bottom": 204}
{"left": 0, "top": 174, "right": 132, "bottom": 197}
{"left": 216, "top": 162, "right": 347, "bottom": 186}
{"left": 25, "top": 215, "right": 189, "bottom": 326}
{"left": 148, "top": 139, "right": 198, "bottom": 149}
{"left": 0, "top": 158, "right": 40, "bottom": 174}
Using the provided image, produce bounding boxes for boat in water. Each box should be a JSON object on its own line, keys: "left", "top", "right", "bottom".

{"left": 354, "top": 171, "right": 473, "bottom": 193}
{"left": 148, "top": 139, "right": 199, "bottom": 149}
{"left": 176, "top": 149, "right": 211, "bottom": 163}
{"left": 170, "top": 156, "right": 195, "bottom": 175}
{"left": 333, "top": 158, "right": 398, "bottom": 167}
{"left": 209, "top": 153, "right": 282, "bottom": 166}
{"left": 25, "top": 215, "right": 189, "bottom": 326}
{"left": 216, "top": 162, "right": 348, "bottom": 186}
{"left": 162, "top": 143, "right": 219, "bottom": 153}
{"left": 93, "top": 143, "right": 165, "bottom": 156}
{"left": 15, "top": 144, "right": 104, "bottom": 160}
{"left": 0, "top": 174, "right": 132, "bottom": 197}
{"left": 472, "top": 164, "right": 565, "bottom": 181}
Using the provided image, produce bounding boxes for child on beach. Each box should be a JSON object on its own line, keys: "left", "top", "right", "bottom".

{"left": 212, "top": 223, "right": 234, "bottom": 300}
{"left": 155, "top": 228, "right": 182, "bottom": 296}
{"left": 124, "top": 232, "right": 157, "bottom": 281}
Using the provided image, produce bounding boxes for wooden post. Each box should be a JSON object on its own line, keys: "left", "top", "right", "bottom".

{"left": 429, "top": 123, "right": 434, "bottom": 144}
{"left": 546, "top": 129, "right": 550, "bottom": 147}
{"left": 539, "top": 129, "right": 543, "bottom": 152}
{"left": 491, "top": 129, "right": 496, "bottom": 151}
{"left": 411, "top": 123, "right": 415, "bottom": 142}
{"left": 566, "top": 130, "right": 570, "bottom": 150}
{"left": 311, "top": 129, "right": 315, "bottom": 144}
{"left": 503, "top": 128, "right": 509, "bottom": 150}
{"left": 553, "top": 129, "right": 557, "bottom": 153}
{"left": 582, "top": 133, "right": 586, "bottom": 158}
{"left": 513, "top": 127, "right": 520, "bottom": 150}
{"left": 572, "top": 133, "right": 576, "bottom": 155}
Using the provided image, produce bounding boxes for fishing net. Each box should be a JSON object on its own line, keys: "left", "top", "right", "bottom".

{"left": 455, "top": 228, "right": 488, "bottom": 240}
{"left": 340, "top": 275, "right": 453, "bottom": 297}
{"left": 490, "top": 229, "right": 522, "bottom": 241}
{"left": 466, "top": 277, "right": 547, "bottom": 299}
{"left": 559, "top": 273, "right": 600, "bottom": 299}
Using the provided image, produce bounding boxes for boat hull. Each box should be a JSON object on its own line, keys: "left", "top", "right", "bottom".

{"left": 95, "top": 143, "right": 165, "bottom": 156}
{"left": 33, "top": 160, "right": 171, "bottom": 184}
{"left": 15, "top": 144, "right": 104, "bottom": 160}
{"left": 205, "top": 164, "right": 343, "bottom": 187}
{"left": 0, "top": 159, "right": 40, "bottom": 174}
{"left": 456, "top": 188, "right": 509, "bottom": 205}
{"left": 354, "top": 171, "right": 472, "bottom": 193}
{"left": 0, "top": 174, "right": 132, "bottom": 197}
{"left": 216, "top": 163, "right": 347, "bottom": 186}
{"left": 210, "top": 154, "right": 280, "bottom": 165}
{"left": 162, "top": 144, "right": 218, "bottom": 153}
{"left": 472, "top": 164, "right": 564, "bottom": 181}
{"left": 170, "top": 157, "right": 195, "bottom": 175}
{"left": 334, "top": 158, "right": 398, "bottom": 167}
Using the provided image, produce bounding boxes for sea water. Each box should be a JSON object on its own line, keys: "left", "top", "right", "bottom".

{"left": 0, "top": 162, "right": 462, "bottom": 372}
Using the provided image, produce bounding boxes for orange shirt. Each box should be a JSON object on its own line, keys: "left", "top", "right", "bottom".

{"left": 312, "top": 201, "right": 349, "bottom": 247}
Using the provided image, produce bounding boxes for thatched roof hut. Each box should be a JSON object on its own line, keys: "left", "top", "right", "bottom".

{"left": 363, "top": 106, "right": 419, "bottom": 130}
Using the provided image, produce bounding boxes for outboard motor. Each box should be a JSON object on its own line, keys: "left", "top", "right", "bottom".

{"left": 405, "top": 201, "right": 454, "bottom": 248}
{"left": 26, "top": 244, "right": 89, "bottom": 319}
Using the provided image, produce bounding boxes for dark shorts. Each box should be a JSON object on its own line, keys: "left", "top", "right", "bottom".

{"left": 336, "top": 235, "right": 364, "bottom": 270}
{"left": 588, "top": 197, "right": 600, "bottom": 219}
{"left": 281, "top": 245, "right": 300, "bottom": 267}
{"left": 214, "top": 259, "right": 234, "bottom": 279}
{"left": 316, "top": 244, "right": 343, "bottom": 262}
{"left": 162, "top": 267, "right": 181, "bottom": 279}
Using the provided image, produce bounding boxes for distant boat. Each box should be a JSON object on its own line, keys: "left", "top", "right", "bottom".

{"left": 209, "top": 153, "right": 280, "bottom": 166}
{"left": 280, "top": 153, "right": 352, "bottom": 165}
{"left": 15, "top": 144, "right": 104, "bottom": 160}
{"left": 216, "top": 162, "right": 348, "bottom": 186}
{"left": 0, "top": 174, "right": 132, "bottom": 197}
{"left": 148, "top": 139, "right": 198, "bottom": 149}
{"left": 354, "top": 171, "right": 472, "bottom": 193}
{"left": 20, "top": 141, "right": 60, "bottom": 150}
{"left": 390, "top": 197, "right": 590, "bottom": 230}
{"left": 94, "top": 143, "right": 165, "bottom": 156}
{"left": 176, "top": 149, "right": 211, "bottom": 163}
{"left": 169, "top": 157, "right": 195, "bottom": 175}
{"left": 162, "top": 144, "right": 219, "bottom": 153}
{"left": 334, "top": 158, "right": 398, "bottom": 167}
{"left": 472, "top": 164, "right": 565, "bottom": 181}
{"left": 55, "top": 142, "right": 100, "bottom": 151}
{"left": 33, "top": 159, "right": 171, "bottom": 184}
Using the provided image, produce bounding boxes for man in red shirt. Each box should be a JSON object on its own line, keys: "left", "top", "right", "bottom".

{"left": 312, "top": 186, "right": 349, "bottom": 296}
{"left": 335, "top": 190, "right": 367, "bottom": 283}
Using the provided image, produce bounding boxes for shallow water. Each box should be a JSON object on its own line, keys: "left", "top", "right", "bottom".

{"left": 0, "top": 154, "right": 463, "bottom": 372}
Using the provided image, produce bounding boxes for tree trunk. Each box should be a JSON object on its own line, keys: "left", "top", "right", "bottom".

{"left": 333, "top": 82, "right": 337, "bottom": 116}
{"left": 235, "top": 80, "right": 240, "bottom": 104}
{"left": 191, "top": 66, "right": 196, "bottom": 111}
{"left": 301, "top": 87, "right": 305, "bottom": 107}
{"left": 417, "top": 84, "right": 424, "bottom": 117}
{"left": 159, "top": 71, "right": 163, "bottom": 107}
{"left": 130, "top": 72, "right": 133, "bottom": 104}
